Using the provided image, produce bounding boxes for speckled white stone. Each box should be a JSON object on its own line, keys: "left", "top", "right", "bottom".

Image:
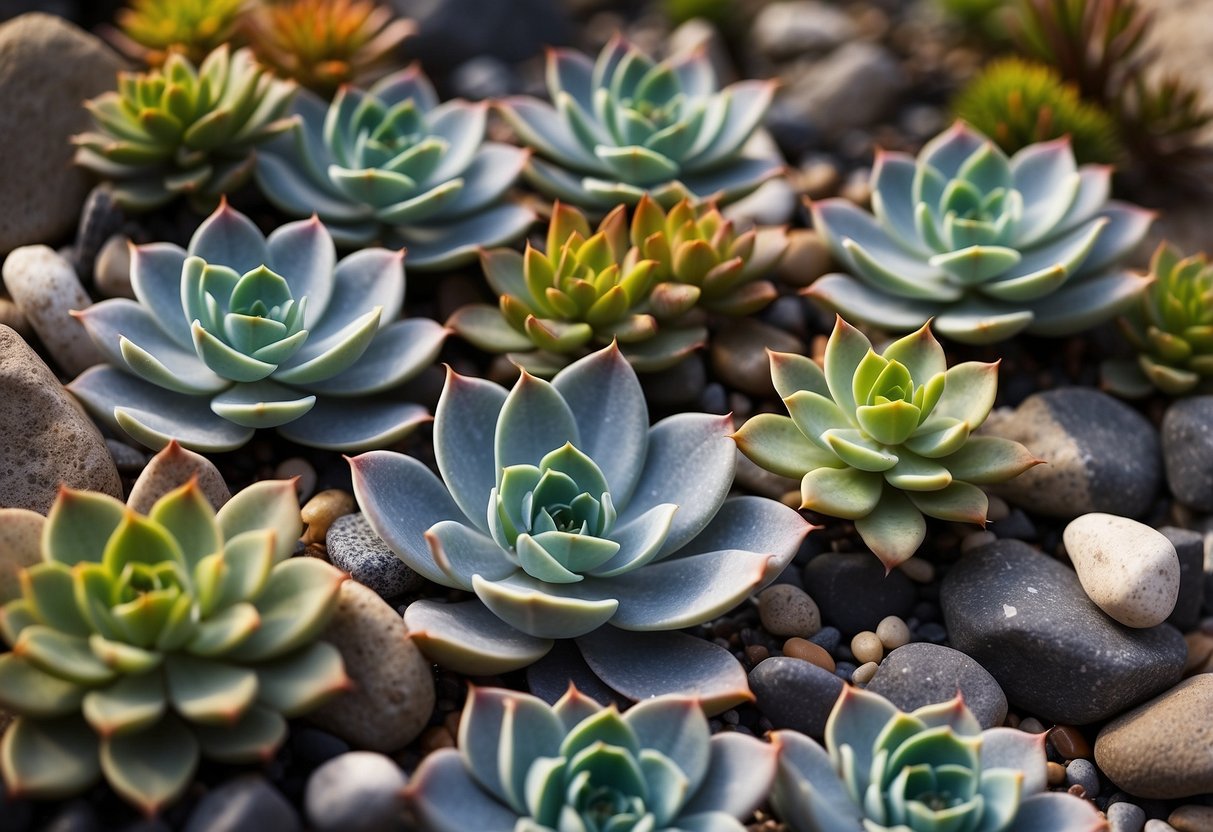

{"left": 1064, "top": 513, "right": 1179, "bottom": 628}
{"left": 2, "top": 245, "right": 101, "bottom": 375}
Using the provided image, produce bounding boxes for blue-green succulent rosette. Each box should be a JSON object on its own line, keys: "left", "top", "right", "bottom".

{"left": 350, "top": 344, "right": 810, "bottom": 710}
{"left": 69, "top": 201, "right": 446, "bottom": 452}
{"left": 254, "top": 63, "right": 535, "bottom": 270}
{"left": 807, "top": 121, "right": 1154, "bottom": 344}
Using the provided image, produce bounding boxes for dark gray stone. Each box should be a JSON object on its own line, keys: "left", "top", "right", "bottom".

{"left": 391, "top": 0, "right": 572, "bottom": 71}
{"left": 184, "top": 776, "right": 299, "bottom": 832}
{"left": 0, "top": 783, "right": 32, "bottom": 832}
{"left": 1066, "top": 758, "right": 1100, "bottom": 797}
{"left": 305, "top": 752, "right": 408, "bottom": 832}
{"left": 1160, "top": 526, "right": 1204, "bottom": 632}
{"left": 866, "top": 643, "right": 1008, "bottom": 729}
{"left": 749, "top": 656, "right": 844, "bottom": 740}
{"left": 1107, "top": 801, "right": 1146, "bottom": 832}
{"left": 40, "top": 801, "right": 99, "bottom": 832}
{"left": 802, "top": 552, "right": 916, "bottom": 636}
{"left": 326, "top": 512, "right": 424, "bottom": 599}
{"left": 941, "top": 540, "right": 1186, "bottom": 724}
{"left": 1162, "top": 397, "right": 1213, "bottom": 511}
{"left": 290, "top": 728, "right": 351, "bottom": 768}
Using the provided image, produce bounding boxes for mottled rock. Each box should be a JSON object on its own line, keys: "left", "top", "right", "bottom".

{"left": 308, "top": 581, "right": 435, "bottom": 752}
{"left": 866, "top": 643, "right": 1008, "bottom": 729}
{"left": 125, "top": 440, "right": 229, "bottom": 513}
{"left": 758, "top": 584, "right": 822, "bottom": 638}
{"left": 710, "top": 317, "right": 803, "bottom": 398}
{"left": 183, "top": 776, "right": 299, "bottom": 832}
{"left": 941, "top": 540, "right": 1186, "bottom": 724}
{"left": 802, "top": 552, "right": 916, "bottom": 636}
{"left": 1063, "top": 513, "right": 1179, "bottom": 628}
{"left": 0, "top": 13, "right": 123, "bottom": 254}
{"left": 751, "top": 0, "right": 857, "bottom": 59}
{"left": 784, "top": 42, "right": 903, "bottom": 137}
{"left": 3, "top": 245, "right": 102, "bottom": 376}
{"left": 1169, "top": 805, "right": 1213, "bottom": 832}
{"left": 984, "top": 388, "right": 1161, "bottom": 519}
{"left": 1160, "top": 526, "right": 1204, "bottom": 632}
{"left": 1162, "top": 396, "right": 1213, "bottom": 511}
{"left": 327, "top": 512, "right": 424, "bottom": 599}
{"left": 749, "top": 655, "right": 843, "bottom": 740}
{"left": 1108, "top": 801, "right": 1147, "bottom": 832}
{"left": 1096, "top": 675, "right": 1213, "bottom": 798}
{"left": 0, "top": 325, "right": 120, "bottom": 512}
{"left": 304, "top": 752, "right": 407, "bottom": 832}
{"left": 0, "top": 509, "right": 43, "bottom": 603}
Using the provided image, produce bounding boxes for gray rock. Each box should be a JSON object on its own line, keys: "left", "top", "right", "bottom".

{"left": 1108, "top": 801, "right": 1147, "bottom": 832}
{"left": 710, "top": 317, "right": 803, "bottom": 398}
{"left": 751, "top": 0, "right": 857, "bottom": 59}
{"left": 0, "top": 13, "right": 123, "bottom": 254}
{"left": 3, "top": 245, "right": 103, "bottom": 376}
{"left": 1066, "top": 758, "right": 1100, "bottom": 798}
{"left": 802, "top": 552, "right": 916, "bottom": 636}
{"left": 327, "top": 512, "right": 424, "bottom": 598}
{"left": 1096, "top": 675, "right": 1213, "bottom": 799}
{"left": 749, "top": 656, "right": 843, "bottom": 740}
{"left": 105, "top": 439, "right": 147, "bottom": 474}
{"left": 0, "top": 325, "right": 120, "bottom": 512}
{"left": 866, "top": 643, "right": 1008, "bottom": 729}
{"left": 758, "top": 584, "right": 821, "bottom": 638}
{"left": 984, "top": 388, "right": 1161, "bottom": 519}
{"left": 941, "top": 540, "right": 1186, "bottom": 724}
{"left": 1160, "top": 526, "right": 1203, "bottom": 632}
{"left": 184, "top": 776, "right": 299, "bottom": 832}
{"left": 391, "top": 0, "right": 571, "bottom": 71}
{"left": 783, "top": 42, "right": 903, "bottom": 137}
{"left": 304, "top": 752, "right": 408, "bottom": 832}
{"left": 1162, "top": 397, "right": 1213, "bottom": 511}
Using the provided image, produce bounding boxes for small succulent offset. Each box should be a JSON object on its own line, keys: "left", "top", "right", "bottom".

{"left": 0, "top": 473, "right": 348, "bottom": 812}
{"left": 69, "top": 201, "right": 445, "bottom": 453}
{"left": 409, "top": 685, "right": 777, "bottom": 832}
{"left": 255, "top": 64, "right": 533, "bottom": 270}
{"left": 109, "top": 0, "right": 247, "bottom": 65}
{"left": 351, "top": 344, "right": 809, "bottom": 706}
{"left": 1102, "top": 243, "right": 1213, "bottom": 397}
{"left": 734, "top": 317, "right": 1039, "bottom": 569}
{"left": 770, "top": 687, "right": 1105, "bottom": 832}
{"left": 246, "top": 0, "right": 415, "bottom": 96}
{"left": 498, "top": 35, "right": 781, "bottom": 212}
{"left": 450, "top": 199, "right": 722, "bottom": 376}
{"left": 807, "top": 121, "right": 1153, "bottom": 344}
{"left": 74, "top": 46, "right": 296, "bottom": 213}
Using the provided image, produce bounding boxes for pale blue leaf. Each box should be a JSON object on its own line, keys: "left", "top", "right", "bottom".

{"left": 277, "top": 397, "right": 429, "bottom": 451}
{"left": 188, "top": 202, "right": 270, "bottom": 275}
{"left": 267, "top": 216, "right": 336, "bottom": 321}
{"left": 435, "top": 370, "right": 507, "bottom": 533}
{"left": 128, "top": 243, "right": 192, "bottom": 348}
{"left": 293, "top": 318, "right": 446, "bottom": 396}
{"left": 404, "top": 598, "right": 553, "bottom": 675}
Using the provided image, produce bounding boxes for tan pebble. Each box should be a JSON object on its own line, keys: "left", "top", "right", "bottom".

{"left": 852, "top": 661, "right": 879, "bottom": 685}
{"left": 1048, "top": 725, "right": 1092, "bottom": 760}
{"left": 851, "top": 631, "right": 883, "bottom": 664}
{"left": 746, "top": 644, "right": 771, "bottom": 666}
{"left": 2, "top": 245, "right": 103, "bottom": 375}
{"left": 775, "top": 229, "right": 831, "bottom": 288}
{"left": 1063, "top": 513, "right": 1179, "bottom": 628}
{"left": 275, "top": 457, "right": 318, "bottom": 502}
{"left": 986, "top": 495, "right": 1010, "bottom": 522}
{"left": 782, "top": 637, "right": 834, "bottom": 672}
{"left": 896, "top": 557, "right": 935, "bottom": 583}
{"left": 780, "top": 489, "right": 802, "bottom": 510}
{"left": 0, "top": 509, "right": 45, "bottom": 603}
{"left": 1046, "top": 761, "right": 1066, "bottom": 786}
{"left": 443, "top": 710, "right": 461, "bottom": 738}
{"left": 302, "top": 489, "right": 356, "bottom": 544}
{"left": 876, "top": 616, "right": 910, "bottom": 650}
{"left": 94, "top": 234, "right": 134, "bottom": 299}
{"left": 1019, "top": 717, "right": 1046, "bottom": 734}
{"left": 418, "top": 726, "right": 454, "bottom": 754}
{"left": 961, "top": 530, "right": 997, "bottom": 553}
{"left": 758, "top": 584, "right": 822, "bottom": 638}
{"left": 1169, "top": 805, "right": 1213, "bottom": 832}
{"left": 1184, "top": 631, "right": 1213, "bottom": 674}
{"left": 0, "top": 297, "right": 29, "bottom": 337}
{"left": 1145, "top": 822, "right": 1179, "bottom": 832}
{"left": 1004, "top": 713, "right": 1020, "bottom": 729}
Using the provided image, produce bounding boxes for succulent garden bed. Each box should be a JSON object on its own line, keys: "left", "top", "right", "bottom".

{"left": 1, "top": 0, "right": 1213, "bottom": 830}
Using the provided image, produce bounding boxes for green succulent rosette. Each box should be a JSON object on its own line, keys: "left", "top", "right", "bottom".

{"left": 73, "top": 46, "right": 296, "bottom": 212}
{"left": 497, "top": 35, "right": 781, "bottom": 212}
{"left": 807, "top": 121, "right": 1153, "bottom": 344}
{"left": 771, "top": 687, "right": 1106, "bottom": 832}
{"left": 734, "top": 317, "right": 1039, "bottom": 569}
{"left": 69, "top": 201, "right": 446, "bottom": 453}
{"left": 350, "top": 344, "right": 809, "bottom": 709}
{"left": 108, "top": 0, "right": 247, "bottom": 65}
{"left": 255, "top": 64, "right": 534, "bottom": 270}
{"left": 0, "top": 468, "right": 347, "bottom": 813}
{"left": 1102, "top": 242, "right": 1213, "bottom": 397}
{"left": 409, "top": 685, "right": 776, "bottom": 832}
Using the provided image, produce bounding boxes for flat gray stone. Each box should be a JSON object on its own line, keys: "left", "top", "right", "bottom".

{"left": 802, "top": 552, "right": 915, "bottom": 636}
{"left": 184, "top": 776, "right": 299, "bottom": 832}
{"left": 1162, "top": 396, "right": 1213, "bottom": 511}
{"left": 866, "top": 642, "right": 1008, "bottom": 729}
{"left": 750, "top": 655, "right": 843, "bottom": 740}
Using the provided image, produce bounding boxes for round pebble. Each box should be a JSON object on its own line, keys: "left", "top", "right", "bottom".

{"left": 1019, "top": 717, "right": 1046, "bottom": 734}
{"left": 1108, "top": 801, "right": 1146, "bottom": 832}
{"left": 986, "top": 495, "right": 1010, "bottom": 522}
{"left": 183, "top": 776, "right": 299, "bottom": 832}
{"left": 1049, "top": 725, "right": 1092, "bottom": 760}
{"left": 1144, "top": 822, "right": 1178, "bottom": 832}
{"left": 809, "top": 626, "right": 841, "bottom": 653}
{"left": 304, "top": 752, "right": 407, "bottom": 832}
{"left": 782, "top": 637, "right": 835, "bottom": 672}
{"left": 759, "top": 584, "right": 822, "bottom": 638}
{"left": 1063, "top": 513, "right": 1180, "bottom": 628}
{"left": 1046, "top": 761, "right": 1066, "bottom": 787}
{"left": 1065, "top": 758, "right": 1100, "bottom": 798}
{"left": 961, "top": 530, "right": 997, "bottom": 553}
{"left": 850, "top": 631, "right": 883, "bottom": 664}
{"left": 302, "top": 489, "right": 357, "bottom": 544}
{"left": 2, "top": 245, "right": 102, "bottom": 375}
{"left": 852, "top": 661, "right": 878, "bottom": 685}
{"left": 275, "top": 457, "right": 318, "bottom": 502}
{"left": 875, "top": 616, "right": 910, "bottom": 650}
{"left": 896, "top": 557, "right": 935, "bottom": 583}
{"left": 1169, "top": 805, "right": 1213, "bottom": 832}
{"left": 93, "top": 233, "right": 134, "bottom": 299}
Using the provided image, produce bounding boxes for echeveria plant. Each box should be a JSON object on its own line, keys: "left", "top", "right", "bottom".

{"left": 0, "top": 457, "right": 347, "bottom": 813}
{"left": 108, "top": 0, "right": 246, "bottom": 65}
{"left": 448, "top": 201, "right": 708, "bottom": 376}
{"left": 771, "top": 687, "right": 1106, "bottom": 832}
{"left": 734, "top": 317, "right": 1038, "bottom": 569}
{"left": 807, "top": 121, "right": 1153, "bottom": 344}
{"left": 74, "top": 46, "right": 296, "bottom": 212}
{"left": 69, "top": 201, "right": 445, "bottom": 452}
{"left": 255, "top": 64, "right": 534, "bottom": 269}
{"left": 351, "top": 344, "right": 809, "bottom": 708}
{"left": 497, "top": 35, "right": 781, "bottom": 212}
{"left": 1102, "top": 242, "right": 1213, "bottom": 397}
{"left": 409, "top": 685, "right": 776, "bottom": 832}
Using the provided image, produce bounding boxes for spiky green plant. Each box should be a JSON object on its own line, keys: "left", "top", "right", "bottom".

{"left": 111, "top": 0, "right": 247, "bottom": 65}
{"left": 952, "top": 58, "right": 1122, "bottom": 165}
{"left": 350, "top": 344, "right": 809, "bottom": 709}
{"left": 734, "top": 317, "right": 1039, "bottom": 569}
{"left": 1102, "top": 242, "right": 1213, "bottom": 397}
{"left": 69, "top": 201, "right": 445, "bottom": 453}
{"left": 0, "top": 462, "right": 348, "bottom": 813}
{"left": 409, "top": 684, "right": 776, "bottom": 832}
{"left": 807, "top": 121, "right": 1153, "bottom": 344}
{"left": 73, "top": 46, "right": 296, "bottom": 212}
{"left": 771, "top": 687, "right": 1106, "bottom": 832}
{"left": 496, "top": 35, "right": 782, "bottom": 212}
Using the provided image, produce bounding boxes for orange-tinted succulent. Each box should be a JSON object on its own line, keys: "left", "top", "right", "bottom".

{"left": 112, "top": 0, "right": 247, "bottom": 65}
